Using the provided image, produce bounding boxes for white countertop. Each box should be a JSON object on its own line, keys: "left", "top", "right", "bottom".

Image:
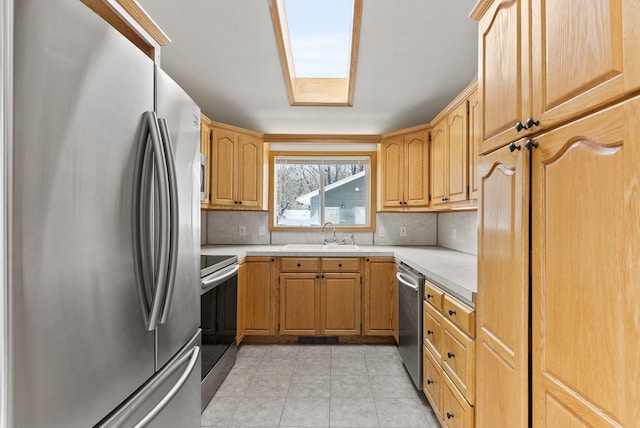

{"left": 201, "top": 244, "right": 477, "bottom": 306}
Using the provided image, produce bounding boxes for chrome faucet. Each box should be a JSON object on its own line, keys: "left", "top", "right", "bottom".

{"left": 320, "top": 221, "right": 337, "bottom": 244}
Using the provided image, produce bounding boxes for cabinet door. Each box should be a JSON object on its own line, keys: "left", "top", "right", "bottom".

{"left": 236, "top": 134, "right": 263, "bottom": 209}
{"left": 531, "top": 0, "right": 640, "bottom": 131}
{"left": 210, "top": 128, "right": 237, "bottom": 207}
{"left": 200, "top": 117, "right": 211, "bottom": 207}
{"left": 430, "top": 121, "right": 447, "bottom": 205}
{"left": 476, "top": 141, "right": 529, "bottom": 428}
{"left": 423, "top": 346, "right": 444, "bottom": 421}
{"left": 381, "top": 135, "right": 405, "bottom": 208}
{"left": 363, "top": 258, "right": 396, "bottom": 336}
{"left": 244, "top": 258, "right": 277, "bottom": 335}
{"left": 468, "top": 90, "right": 480, "bottom": 199}
{"left": 477, "top": 0, "right": 530, "bottom": 154}
{"left": 446, "top": 102, "right": 469, "bottom": 203}
{"left": 404, "top": 130, "right": 429, "bottom": 207}
{"left": 531, "top": 98, "right": 639, "bottom": 427}
{"left": 279, "top": 273, "right": 319, "bottom": 335}
{"left": 320, "top": 273, "right": 361, "bottom": 335}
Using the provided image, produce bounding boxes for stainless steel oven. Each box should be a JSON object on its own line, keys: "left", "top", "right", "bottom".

{"left": 396, "top": 262, "right": 425, "bottom": 390}
{"left": 200, "top": 255, "right": 238, "bottom": 410}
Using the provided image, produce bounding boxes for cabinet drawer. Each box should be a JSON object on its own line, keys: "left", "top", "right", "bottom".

{"left": 443, "top": 294, "right": 475, "bottom": 338}
{"left": 423, "top": 346, "right": 443, "bottom": 421}
{"left": 425, "top": 280, "right": 444, "bottom": 310}
{"left": 322, "top": 258, "right": 361, "bottom": 272}
{"left": 441, "top": 320, "right": 475, "bottom": 405}
{"left": 423, "top": 301, "right": 444, "bottom": 360}
{"left": 280, "top": 257, "right": 320, "bottom": 272}
{"left": 442, "top": 374, "right": 474, "bottom": 428}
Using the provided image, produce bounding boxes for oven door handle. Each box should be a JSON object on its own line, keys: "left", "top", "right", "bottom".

{"left": 201, "top": 264, "right": 240, "bottom": 293}
{"left": 396, "top": 272, "right": 419, "bottom": 292}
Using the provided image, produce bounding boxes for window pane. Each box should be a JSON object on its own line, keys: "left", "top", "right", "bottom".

{"left": 274, "top": 156, "right": 370, "bottom": 228}
{"left": 322, "top": 163, "right": 367, "bottom": 225}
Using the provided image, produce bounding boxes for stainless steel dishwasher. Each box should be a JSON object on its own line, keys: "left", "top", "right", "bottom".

{"left": 396, "top": 262, "right": 425, "bottom": 390}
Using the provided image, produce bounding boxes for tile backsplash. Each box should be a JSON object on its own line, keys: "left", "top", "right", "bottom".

{"left": 202, "top": 210, "right": 477, "bottom": 255}
{"left": 437, "top": 211, "right": 478, "bottom": 255}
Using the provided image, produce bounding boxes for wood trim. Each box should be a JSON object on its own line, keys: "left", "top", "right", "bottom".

{"left": 469, "top": 0, "right": 496, "bottom": 20}
{"left": 268, "top": 150, "right": 377, "bottom": 232}
{"left": 81, "top": 0, "right": 169, "bottom": 61}
{"left": 430, "top": 80, "right": 478, "bottom": 126}
{"left": 381, "top": 123, "right": 431, "bottom": 139}
{"left": 269, "top": 0, "right": 363, "bottom": 106}
{"left": 209, "top": 120, "right": 264, "bottom": 138}
{"left": 264, "top": 134, "right": 380, "bottom": 143}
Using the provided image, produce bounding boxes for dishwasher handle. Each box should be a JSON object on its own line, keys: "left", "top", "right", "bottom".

{"left": 396, "top": 271, "right": 420, "bottom": 292}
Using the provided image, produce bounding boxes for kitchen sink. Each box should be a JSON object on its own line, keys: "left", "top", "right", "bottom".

{"left": 278, "top": 243, "right": 360, "bottom": 251}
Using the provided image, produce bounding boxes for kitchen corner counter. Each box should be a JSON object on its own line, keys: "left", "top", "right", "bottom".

{"left": 201, "top": 244, "right": 477, "bottom": 306}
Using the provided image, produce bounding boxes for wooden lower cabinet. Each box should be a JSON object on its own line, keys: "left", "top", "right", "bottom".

{"left": 442, "top": 374, "right": 475, "bottom": 428}
{"left": 320, "top": 273, "right": 361, "bottom": 335}
{"left": 423, "top": 288, "right": 475, "bottom": 428}
{"left": 279, "top": 272, "right": 319, "bottom": 335}
{"left": 243, "top": 257, "right": 277, "bottom": 335}
{"left": 363, "top": 257, "right": 396, "bottom": 336}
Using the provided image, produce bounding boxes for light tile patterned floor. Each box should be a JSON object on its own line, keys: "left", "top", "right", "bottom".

{"left": 201, "top": 344, "right": 440, "bottom": 428}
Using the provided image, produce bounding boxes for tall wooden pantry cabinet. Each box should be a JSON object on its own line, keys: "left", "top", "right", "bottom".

{"left": 472, "top": 0, "right": 640, "bottom": 426}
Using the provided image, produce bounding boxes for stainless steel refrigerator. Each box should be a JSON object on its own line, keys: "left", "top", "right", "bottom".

{"left": 4, "top": 0, "right": 202, "bottom": 426}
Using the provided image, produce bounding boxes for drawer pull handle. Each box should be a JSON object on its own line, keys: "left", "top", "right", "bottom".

{"left": 338, "top": 263, "right": 342, "bottom": 267}
{"left": 427, "top": 330, "right": 434, "bottom": 335}
{"left": 448, "top": 309, "right": 456, "bottom": 316}
{"left": 427, "top": 294, "right": 433, "bottom": 299}
{"left": 297, "top": 263, "right": 301, "bottom": 267}
{"left": 427, "top": 379, "right": 434, "bottom": 385}
{"left": 446, "top": 412, "right": 454, "bottom": 419}
{"left": 447, "top": 352, "right": 455, "bottom": 359}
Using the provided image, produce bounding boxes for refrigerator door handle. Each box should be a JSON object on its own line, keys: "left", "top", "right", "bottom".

{"left": 132, "top": 345, "right": 200, "bottom": 428}
{"left": 156, "top": 118, "right": 179, "bottom": 324}
{"left": 133, "top": 111, "right": 171, "bottom": 331}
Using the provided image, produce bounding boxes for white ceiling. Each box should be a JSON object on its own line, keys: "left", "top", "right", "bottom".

{"left": 139, "top": 0, "right": 479, "bottom": 135}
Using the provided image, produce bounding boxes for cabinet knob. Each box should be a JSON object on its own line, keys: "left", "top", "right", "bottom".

{"left": 297, "top": 263, "right": 301, "bottom": 267}
{"left": 525, "top": 139, "right": 539, "bottom": 150}
{"left": 427, "top": 379, "right": 434, "bottom": 385}
{"left": 427, "top": 294, "right": 433, "bottom": 299}
{"left": 515, "top": 121, "right": 526, "bottom": 132}
{"left": 316, "top": 275, "right": 320, "bottom": 279}
{"left": 427, "top": 330, "right": 434, "bottom": 335}
{"left": 446, "top": 412, "right": 454, "bottom": 419}
{"left": 399, "top": 201, "right": 403, "bottom": 205}
{"left": 448, "top": 309, "right": 456, "bottom": 316}
{"left": 442, "top": 197, "right": 449, "bottom": 202}
{"left": 447, "top": 352, "right": 455, "bottom": 359}
{"left": 321, "top": 274, "right": 325, "bottom": 278}
{"left": 508, "top": 142, "right": 521, "bottom": 152}
{"left": 525, "top": 117, "right": 540, "bottom": 129}
{"left": 366, "top": 258, "right": 370, "bottom": 262}
{"left": 271, "top": 258, "right": 275, "bottom": 262}
{"left": 403, "top": 201, "right": 408, "bottom": 205}
{"left": 338, "top": 263, "right": 342, "bottom": 267}
{"left": 234, "top": 201, "right": 238, "bottom": 204}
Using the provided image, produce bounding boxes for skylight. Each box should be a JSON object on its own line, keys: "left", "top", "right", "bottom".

{"left": 270, "top": 0, "right": 362, "bottom": 106}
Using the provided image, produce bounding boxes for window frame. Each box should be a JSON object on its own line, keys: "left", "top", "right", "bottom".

{"left": 268, "top": 150, "right": 377, "bottom": 232}
{"left": 269, "top": 0, "right": 363, "bottom": 106}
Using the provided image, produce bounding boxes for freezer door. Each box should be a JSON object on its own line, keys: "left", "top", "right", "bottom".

{"left": 12, "top": 1, "right": 155, "bottom": 426}
{"left": 96, "top": 330, "right": 202, "bottom": 428}
{"left": 155, "top": 67, "right": 201, "bottom": 370}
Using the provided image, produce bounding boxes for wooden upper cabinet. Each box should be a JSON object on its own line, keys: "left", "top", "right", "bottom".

{"left": 380, "top": 128, "right": 429, "bottom": 210}
{"left": 430, "top": 121, "right": 446, "bottom": 205}
{"left": 473, "top": 0, "right": 640, "bottom": 153}
{"left": 209, "top": 123, "right": 264, "bottom": 210}
{"left": 531, "top": 0, "right": 640, "bottom": 132}
{"left": 431, "top": 100, "right": 469, "bottom": 206}
{"left": 531, "top": 97, "right": 640, "bottom": 427}
{"left": 473, "top": 0, "right": 530, "bottom": 154}
{"left": 468, "top": 90, "right": 480, "bottom": 199}
{"left": 476, "top": 140, "right": 530, "bottom": 428}
{"left": 200, "top": 114, "right": 212, "bottom": 208}
{"left": 236, "top": 135, "right": 263, "bottom": 209}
